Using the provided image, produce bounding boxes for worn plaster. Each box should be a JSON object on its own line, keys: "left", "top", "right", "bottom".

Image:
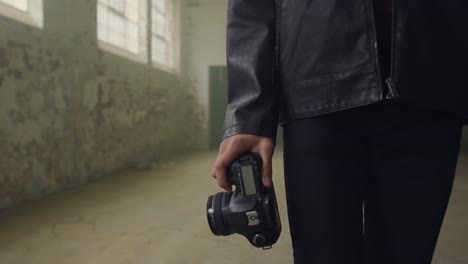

{"left": 0, "top": 0, "right": 206, "bottom": 209}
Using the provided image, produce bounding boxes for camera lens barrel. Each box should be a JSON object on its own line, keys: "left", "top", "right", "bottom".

{"left": 206, "top": 153, "right": 281, "bottom": 248}
{"left": 206, "top": 192, "right": 231, "bottom": 236}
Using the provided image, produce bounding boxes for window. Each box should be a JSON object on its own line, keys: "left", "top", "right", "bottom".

{"left": 0, "top": 0, "right": 43, "bottom": 28}
{"left": 97, "top": 0, "right": 147, "bottom": 62}
{"left": 0, "top": 0, "right": 27, "bottom": 11}
{"left": 96, "top": 0, "right": 177, "bottom": 70}
{"left": 151, "top": 0, "right": 174, "bottom": 69}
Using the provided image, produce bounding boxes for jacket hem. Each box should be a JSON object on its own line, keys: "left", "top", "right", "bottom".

{"left": 280, "top": 65, "right": 382, "bottom": 124}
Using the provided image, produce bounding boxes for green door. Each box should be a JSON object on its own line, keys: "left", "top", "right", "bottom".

{"left": 209, "top": 66, "right": 228, "bottom": 149}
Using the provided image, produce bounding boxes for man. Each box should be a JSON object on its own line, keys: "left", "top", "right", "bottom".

{"left": 211, "top": 0, "right": 468, "bottom": 263}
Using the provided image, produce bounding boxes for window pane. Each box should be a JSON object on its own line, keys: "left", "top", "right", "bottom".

{"left": 0, "top": 0, "right": 13, "bottom": 5}
{"left": 153, "top": 0, "right": 165, "bottom": 12}
{"left": 109, "top": 30, "right": 124, "bottom": 47}
{"left": 125, "top": 5, "right": 138, "bottom": 22}
{"left": 125, "top": 22, "right": 138, "bottom": 40}
{"left": 97, "top": 0, "right": 146, "bottom": 56}
{"left": 0, "top": 0, "right": 43, "bottom": 28}
{"left": 152, "top": 36, "right": 166, "bottom": 65}
{"left": 126, "top": 36, "right": 138, "bottom": 54}
{"left": 108, "top": 11, "right": 124, "bottom": 32}
{"left": 98, "top": 24, "right": 107, "bottom": 41}
{"left": 152, "top": 12, "right": 165, "bottom": 36}
{"left": 0, "top": 0, "right": 28, "bottom": 11}
{"left": 5, "top": 0, "right": 15, "bottom": 9}
{"left": 150, "top": 0, "right": 173, "bottom": 68}
{"left": 109, "top": 0, "right": 125, "bottom": 13}
{"left": 13, "top": 0, "right": 27, "bottom": 11}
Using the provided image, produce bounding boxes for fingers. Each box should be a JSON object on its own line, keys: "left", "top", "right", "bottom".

{"left": 210, "top": 135, "right": 275, "bottom": 191}
{"left": 213, "top": 158, "right": 232, "bottom": 192}
{"left": 259, "top": 139, "right": 274, "bottom": 188}
{"left": 212, "top": 136, "right": 250, "bottom": 192}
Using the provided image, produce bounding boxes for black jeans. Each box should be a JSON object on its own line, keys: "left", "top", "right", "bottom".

{"left": 283, "top": 100, "right": 463, "bottom": 264}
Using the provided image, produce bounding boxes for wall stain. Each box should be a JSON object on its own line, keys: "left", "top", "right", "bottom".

{"left": 0, "top": 4, "right": 206, "bottom": 210}
{"left": 0, "top": 48, "right": 8, "bottom": 66}
{"left": 7, "top": 41, "right": 33, "bottom": 71}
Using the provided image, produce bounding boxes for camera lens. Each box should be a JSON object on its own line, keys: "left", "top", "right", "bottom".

{"left": 206, "top": 192, "right": 232, "bottom": 236}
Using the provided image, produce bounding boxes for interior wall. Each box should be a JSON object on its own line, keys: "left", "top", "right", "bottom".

{"left": 181, "top": 1, "right": 228, "bottom": 146}
{"left": 0, "top": 0, "right": 205, "bottom": 209}
{"left": 179, "top": 1, "right": 293, "bottom": 148}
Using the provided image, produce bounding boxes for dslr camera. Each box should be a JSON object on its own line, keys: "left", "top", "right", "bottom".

{"left": 206, "top": 152, "right": 281, "bottom": 249}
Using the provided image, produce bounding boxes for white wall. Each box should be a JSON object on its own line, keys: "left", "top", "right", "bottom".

{"left": 181, "top": 1, "right": 228, "bottom": 135}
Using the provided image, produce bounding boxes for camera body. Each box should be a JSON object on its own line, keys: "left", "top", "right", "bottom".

{"left": 206, "top": 152, "right": 281, "bottom": 249}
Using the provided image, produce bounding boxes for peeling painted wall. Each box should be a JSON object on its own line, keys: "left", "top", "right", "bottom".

{"left": 0, "top": 0, "right": 206, "bottom": 209}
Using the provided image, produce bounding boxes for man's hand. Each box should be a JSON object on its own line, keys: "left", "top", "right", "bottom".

{"left": 211, "top": 134, "right": 275, "bottom": 192}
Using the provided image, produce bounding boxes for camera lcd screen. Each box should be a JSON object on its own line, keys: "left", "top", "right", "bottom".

{"left": 241, "top": 164, "right": 257, "bottom": 196}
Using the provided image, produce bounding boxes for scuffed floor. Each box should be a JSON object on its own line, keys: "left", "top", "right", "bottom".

{"left": 0, "top": 150, "right": 467, "bottom": 264}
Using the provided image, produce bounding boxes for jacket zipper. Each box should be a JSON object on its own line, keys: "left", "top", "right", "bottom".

{"left": 385, "top": 78, "right": 398, "bottom": 99}
{"left": 385, "top": 0, "right": 399, "bottom": 100}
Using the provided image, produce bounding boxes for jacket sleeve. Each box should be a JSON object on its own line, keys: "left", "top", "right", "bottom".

{"left": 222, "top": 0, "right": 280, "bottom": 143}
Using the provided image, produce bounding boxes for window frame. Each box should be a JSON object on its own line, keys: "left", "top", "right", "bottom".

{"left": 0, "top": 0, "right": 43, "bottom": 28}
{"left": 97, "top": 0, "right": 148, "bottom": 63}
{"left": 150, "top": 0, "right": 176, "bottom": 72}
{"left": 95, "top": 0, "right": 179, "bottom": 72}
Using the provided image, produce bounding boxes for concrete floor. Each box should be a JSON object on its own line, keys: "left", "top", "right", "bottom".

{"left": 0, "top": 150, "right": 467, "bottom": 264}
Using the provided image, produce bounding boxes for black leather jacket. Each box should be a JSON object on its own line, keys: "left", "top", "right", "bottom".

{"left": 223, "top": 0, "right": 468, "bottom": 142}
